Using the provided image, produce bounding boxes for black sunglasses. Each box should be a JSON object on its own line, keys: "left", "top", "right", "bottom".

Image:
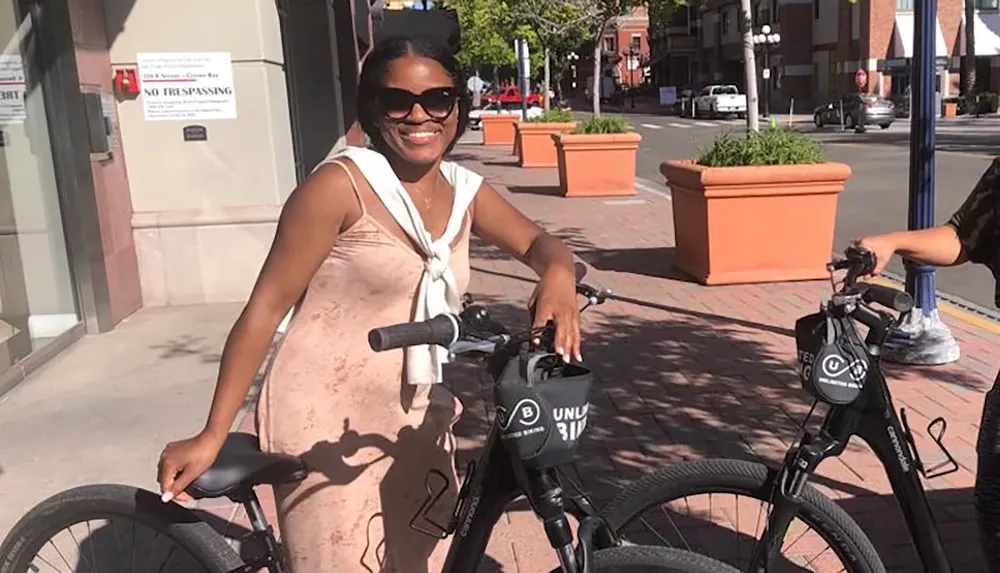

{"left": 376, "top": 86, "right": 457, "bottom": 121}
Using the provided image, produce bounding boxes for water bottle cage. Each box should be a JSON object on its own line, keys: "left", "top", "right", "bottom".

{"left": 899, "top": 408, "right": 960, "bottom": 480}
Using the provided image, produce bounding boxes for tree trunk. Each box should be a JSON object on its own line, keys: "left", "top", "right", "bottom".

{"left": 963, "top": 0, "right": 976, "bottom": 110}
{"left": 544, "top": 47, "right": 551, "bottom": 111}
{"left": 592, "top": 40, "right": 602, "bottom": 116}
{"left": 473, "top": 68, "right": 482, "bottom": 108}
{"left": 554, "top": 68, "right": 564, "bottom": 105}
{"left": 739, "top": 0, "right": 760, "bottom": 131}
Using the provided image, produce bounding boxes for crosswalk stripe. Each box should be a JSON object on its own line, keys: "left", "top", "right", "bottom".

{"left": 694, "top": 121, "right": 716, "bottom": 127}
{"left": 666, "top": 122, "right": 692, "bottom": 129}
{"left": 639, "top": 123, "right": 663, "bottom": 130}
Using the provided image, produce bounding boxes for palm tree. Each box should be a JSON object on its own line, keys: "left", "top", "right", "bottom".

{"left": 963, "top": 0, "right": 976, "bottom": 112}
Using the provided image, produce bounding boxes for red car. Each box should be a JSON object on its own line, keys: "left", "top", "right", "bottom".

{"left": 484, "top": 86, "right": 542, "bottom": 107}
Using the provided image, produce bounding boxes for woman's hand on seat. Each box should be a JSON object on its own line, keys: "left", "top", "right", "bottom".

{"left": 157, "top": 431, "right": 226, "bottom": 503}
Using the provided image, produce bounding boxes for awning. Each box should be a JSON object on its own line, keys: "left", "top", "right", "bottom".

{"left": 893, "top": 14, "right": 949, "bottom": 58}
{"left": 970, "top": 13, "right": 1000, "bottom": 55}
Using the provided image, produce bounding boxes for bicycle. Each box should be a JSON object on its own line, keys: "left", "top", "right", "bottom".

{"left": 602, "top": 246, "right": 963, "bottom": 572}
{"left": 0, "top": 264, "right": 740, "bottom": 573}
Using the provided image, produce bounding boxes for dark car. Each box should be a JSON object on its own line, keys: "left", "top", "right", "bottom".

{"left": 813, "top": 93, "right": 895, "bottom": 132}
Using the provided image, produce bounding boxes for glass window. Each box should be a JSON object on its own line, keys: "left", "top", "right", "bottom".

{"left": 630, "top": 34, "right": 641, "bottom": 53}
{"left": 896, "top": 0, "right": 914, "bottom": 11}
{"left": 0, "top": 3, "right": 79, "bottom": 373}
{"left": 603, "top": 36, "right": 615, "bottom": 52}
{"left": 976, "top": 0, "right": 999, "bottom": 10}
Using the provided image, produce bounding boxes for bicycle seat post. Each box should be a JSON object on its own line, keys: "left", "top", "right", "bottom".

{"left": 230, "top": 487, "right": 288, "bottom": 573}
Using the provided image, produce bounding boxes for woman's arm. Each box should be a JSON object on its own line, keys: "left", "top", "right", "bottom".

{"left": 858, "top": 159, "right": 1000, "bottom": 273}
{"left": 200, "top": 164, "right": 356, "bottom": 443}
{"left": 470, "top": 182, "right": 574, "bottom": 275}
{"left": 471, "top": 182, "right": 580, "bottom": 360}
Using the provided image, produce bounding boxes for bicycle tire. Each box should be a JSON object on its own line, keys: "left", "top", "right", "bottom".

{"left": 0, "top": 484, "right": 243, "bottom": 573}
{"left": 547, "top": 546, "right": 744, "bottom": 572}
{"left": 602, "top": 459, "right": 885, "bottom": 573}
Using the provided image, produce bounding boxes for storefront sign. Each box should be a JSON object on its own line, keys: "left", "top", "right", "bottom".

{"left": 0, "top": 55, "right": 26, "bottom": 125}
{"left": 137, "top": 52, "right": 237, "bottom": 121}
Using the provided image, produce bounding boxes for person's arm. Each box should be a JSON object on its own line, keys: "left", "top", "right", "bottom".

{"left": 470, "top": 182, "right": 574, "bottom": 276}
{"left": 470, "top": 182, "right": 580, "bottom": 360}
{"left": 200, "top": 164, "right": 354, "bottom": 443}
{"left": 858, "top": 159, "right": 1000, "bottom": 272}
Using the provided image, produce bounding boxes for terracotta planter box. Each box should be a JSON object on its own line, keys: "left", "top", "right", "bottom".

{"left": 554, "top": 132, "right": 642, "bottom": 197}
{"left": 661, "top": 160, "right": 851, "bottom": 285}
{"left": 481, "top": 114, "right": 518, "bottom": 146}
{"left": 517, "top": 122, "right": 577, "bottom": 167}
{"left": 942, "top": 101, "right": 958, "bottom": 117}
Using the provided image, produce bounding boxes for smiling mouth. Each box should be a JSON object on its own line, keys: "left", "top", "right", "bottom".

{"left": 400, "top": 130, "right": 441, "bottom": 145}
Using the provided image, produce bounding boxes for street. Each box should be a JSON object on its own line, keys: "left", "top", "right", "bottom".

{"left": 618, "top": 111, "right": 999, "bottom": 310}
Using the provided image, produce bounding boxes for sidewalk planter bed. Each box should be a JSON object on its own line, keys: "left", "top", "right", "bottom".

{"left": 554, "top": 116, "right": 641, "bottom": 197}
{"left": 661, "top": 128, "right": 851, "bottom": 285}
{"left": 942, "top": 98, "right": 958, "bottom": 118}
{"left": 516, "top": 109, "right": 576, "bottom": 168}
{"left": 481, "top": 114, "right": 518, "bottom": 147}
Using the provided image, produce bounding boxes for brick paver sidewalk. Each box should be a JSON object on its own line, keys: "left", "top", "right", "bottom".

{"left": 202, "top": 142, "right": 1000, "bottom": 572}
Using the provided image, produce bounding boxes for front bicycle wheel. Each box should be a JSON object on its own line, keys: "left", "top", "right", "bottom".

{"left": 592, "top": 546, "right": 744, "bottom": 571}
{"left": 0, "top": 484, "right": 243, "bottom": 573}
{"left": 602, "top": 459, "right": 885, "bottom": 573}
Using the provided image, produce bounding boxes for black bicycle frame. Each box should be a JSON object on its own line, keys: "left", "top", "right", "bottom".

{"left": 751, "top": 313, "right": 959, "bottom": 572}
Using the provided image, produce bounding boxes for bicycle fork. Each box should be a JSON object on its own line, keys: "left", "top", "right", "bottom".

{"left": 748, "top": 432, "right": 844, "bottom": 572}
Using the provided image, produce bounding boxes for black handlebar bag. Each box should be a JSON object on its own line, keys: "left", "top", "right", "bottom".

{"left": 794, "top": 307, "right": 871, "bottom": 406}
{"left": 493, "top": 350, "right": 595, "bottom": 470}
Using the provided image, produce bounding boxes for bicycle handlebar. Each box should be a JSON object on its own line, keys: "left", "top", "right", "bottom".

{"left": 368, "top": 278, "right": 611, "bottom": 354}
{"left": 830, "top": 245, "right": 915, "bottom": 313}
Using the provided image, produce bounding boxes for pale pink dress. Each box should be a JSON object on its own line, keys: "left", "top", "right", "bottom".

{"left": 255, "top": 155, "right": 476, "bottom": 573}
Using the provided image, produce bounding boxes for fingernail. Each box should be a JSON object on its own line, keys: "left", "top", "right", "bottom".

{"left": 556, "top": 347, "right": 564, "bottom": 355}
{"left": 161, "top": 491, "right": 174, "bottom": 503}
{"left": 576, "top": 354, "right": 583, "bottom": 362}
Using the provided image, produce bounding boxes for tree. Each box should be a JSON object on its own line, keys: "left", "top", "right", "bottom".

{"left": 511, "top": 0, "right": 591, "bottom": 109}
{"left": 738, "top": 0, "right": 760, "bottom": 131}
{"left": 962, "top": 0, "right": 976, "bottom": 111}
{"left": 442, "top": 0, "right": 516, "bottom": 72}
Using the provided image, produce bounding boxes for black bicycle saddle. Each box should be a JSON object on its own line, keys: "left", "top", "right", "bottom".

{"left": 185, "top": 432, "right": 308, "bottom": 500}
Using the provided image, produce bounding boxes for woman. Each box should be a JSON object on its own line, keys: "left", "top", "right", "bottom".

{"left": 156, "top": 36, "right": 581, "bottom": 572}
{"left": 856, "top": 157, "right": 1000, "bottom": 571}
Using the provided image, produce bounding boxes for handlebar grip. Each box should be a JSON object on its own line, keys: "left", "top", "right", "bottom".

{"left": 861, "top": 283, "right": 914, "bottom": 313}
{"left": 368, "top": 314, "right": 461, "bottom": 352}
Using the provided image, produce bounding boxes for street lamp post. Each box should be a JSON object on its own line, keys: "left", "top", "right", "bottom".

{"left": 627, "top": 48, "right": 637, "bottom": 109}
{"left": 882, "top": 0, "right": 960, "bottom": 365}
{"left": 567, "top": 51, "right": 579, "bottom": 97}
{"left": 751, "top": 25, "right": 780, "bottom": 118}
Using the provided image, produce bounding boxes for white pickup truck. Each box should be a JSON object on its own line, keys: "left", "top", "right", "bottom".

{"left": 692, "top": 84, "right": 748, "bottom": 119}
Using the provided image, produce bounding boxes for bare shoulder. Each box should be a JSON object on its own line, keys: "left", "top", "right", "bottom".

{"left": 280, "top": 160, "right": 360, "bottom": 227}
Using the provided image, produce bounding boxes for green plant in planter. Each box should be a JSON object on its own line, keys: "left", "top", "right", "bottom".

{"left": 696, "top": 127, "right": 825, "bottom": 167}
{"left": 572, "top": 116, "right": 632, "bottom": 134}
{"left": 527, "top": 109, "right": 574, "bottom": 123}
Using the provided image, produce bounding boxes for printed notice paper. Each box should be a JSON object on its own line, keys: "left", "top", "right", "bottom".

{"left": 137, "top": 52, "right": 237, "bottom": 121}
{"left": 0, "top": 54, "right": 26, "bottom": 125}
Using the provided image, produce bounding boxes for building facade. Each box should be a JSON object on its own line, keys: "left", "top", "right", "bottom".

{"left": 0, "top": 0, "right": 373, "bottom": 396}
{"left": 649, "top": 0, "right": 1000, "bottom": 112}
{"left": 575, "top": 7, "right": 651, "bottom": 95}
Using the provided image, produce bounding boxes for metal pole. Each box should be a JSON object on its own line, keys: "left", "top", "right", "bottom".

{"left": 884, "top": 0, "right": 960, "bottom": 365}
{"left": 518, "top": 39, "right": 529, "bottom": 121}
{"left": 764, "top": 45, "right": 771, "bottom": 118}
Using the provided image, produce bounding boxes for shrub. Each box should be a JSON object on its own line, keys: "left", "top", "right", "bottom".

{"left": 527, "top": 109, "right": 574, "bottom": 123}
{"left": 572, "top": 116, "right": 632, "bottom": 134}
{"left": 696, "top": 127, "right": 825, "bottom": 167}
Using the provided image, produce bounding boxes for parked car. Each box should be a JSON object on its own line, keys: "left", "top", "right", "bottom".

{"left": 469, "top": 102, "right": 543, "bottom": 130}
{"left": 813, "top": 93, "right": 895, "bottom": 132}
{"left": 693, "top": 84, "right": 748, "bottom": 119}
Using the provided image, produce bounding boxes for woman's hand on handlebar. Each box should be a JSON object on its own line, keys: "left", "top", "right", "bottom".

{"left": 529, "top": 266, "right": 582, "bottom": 363}
{"left": 852, "top": 235, "right": 895, "bottom": 276}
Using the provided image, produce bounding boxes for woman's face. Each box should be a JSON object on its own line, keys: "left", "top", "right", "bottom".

{"left": 374, "top": 55, "right": 459, "bottom": 166}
